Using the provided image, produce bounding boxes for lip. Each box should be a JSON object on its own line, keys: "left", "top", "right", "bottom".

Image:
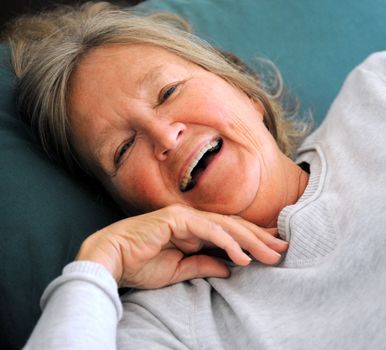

{"left": 178, "top": 136, "right": 221, "bottom": 192}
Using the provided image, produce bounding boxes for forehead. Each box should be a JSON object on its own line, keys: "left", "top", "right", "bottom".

{"left": 68, "top": 44, "right": 197, "bottom": 117}
{"left": 71, "top": 43, "right": 195, "bottom": 87}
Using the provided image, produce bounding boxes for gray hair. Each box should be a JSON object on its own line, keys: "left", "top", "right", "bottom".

{"left": 5, "top": 1, "right": 310, "bottom": 174}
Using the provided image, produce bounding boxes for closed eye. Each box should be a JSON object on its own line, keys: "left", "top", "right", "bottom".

{"left": 114, "top": 136, "right": 135, "bottom": 165}
{"left": 158, "top": 84, "right": 178, "bottom": 104}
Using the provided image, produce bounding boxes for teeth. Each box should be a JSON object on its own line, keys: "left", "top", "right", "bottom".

{"left": 180, "top": 139, "right": 220, "bottom": 191}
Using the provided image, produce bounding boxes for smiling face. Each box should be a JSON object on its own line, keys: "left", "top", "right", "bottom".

{"left": 68, "top": 44, "right": 306, "bottom": 227}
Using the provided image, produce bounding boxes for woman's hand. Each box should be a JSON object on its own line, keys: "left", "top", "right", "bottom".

{"left": 76, "top": 204, "right": 288, "bottom": 289}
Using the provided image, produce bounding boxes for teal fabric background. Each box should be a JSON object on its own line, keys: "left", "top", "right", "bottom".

{"left": 0, "top": 0, "right": 385, "bottom": 348}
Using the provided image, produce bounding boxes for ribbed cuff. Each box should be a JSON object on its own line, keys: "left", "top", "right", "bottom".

{"left": 41, "top": 261, "right": 123, "bottom": 320}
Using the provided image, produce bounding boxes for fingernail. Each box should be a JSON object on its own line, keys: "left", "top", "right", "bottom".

{"left": 274, "top": 237, "right": 288, "bottom": 245}
{"left": 243, "top": 253, "right": 252, "bottom": 263}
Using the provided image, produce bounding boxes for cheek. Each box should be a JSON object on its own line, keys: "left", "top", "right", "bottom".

{"left": 204, "top": 92, "right": 260, "bottom": 134}
{"left": 181, "top": 80, "right": 233, "bottom": 123}
{"left": 182, "top": 94, "right": 236, "bottom": 133}
{"left": 112, "top": 164, "right": 167, "bottom": 212}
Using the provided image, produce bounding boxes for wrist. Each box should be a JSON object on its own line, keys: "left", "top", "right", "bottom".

{"left": 76, "top": 235, "right": 123, "bottom": 283}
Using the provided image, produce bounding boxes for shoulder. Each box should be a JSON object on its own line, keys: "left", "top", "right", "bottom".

{"left": 358, "top": 51, "right": 386, "bottom": 81}
{"left": 300, "top": 51, "right": 386, "bottom": 150}
{"left": 322, "top": 52, "right": 386, "bottom": 128}
{"left": 339, "top": 51, "right": 386, "bottom": 102}
{"left": 341, "top": 51, "right": 386, "bottom": 98}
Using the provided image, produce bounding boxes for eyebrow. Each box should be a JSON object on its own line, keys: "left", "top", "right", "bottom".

{"left": 136, "top": 64, "right": 166, "bottom": 91}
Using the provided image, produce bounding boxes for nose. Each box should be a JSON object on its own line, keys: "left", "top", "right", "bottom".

{"left": 149, "top": 121, "right": 186, "bottom": 161}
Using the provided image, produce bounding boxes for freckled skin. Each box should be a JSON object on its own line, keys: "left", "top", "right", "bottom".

{"left": 69, "top": 44, "right": 308, "bottom": 227}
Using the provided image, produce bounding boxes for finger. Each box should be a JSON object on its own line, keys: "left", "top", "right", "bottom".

{"left": 167, "top": 208, "right": 252, "bottom": 265}
{"left": 207, "top": 215, "right": 286, "bottom": 264}
{"left": 233, "top": 219, "right": 288, "bottom": 253}
{"left": 182, "top": 217, "right": 252, "bottom": 266}
{"left": 169, "top": 255, "right": 230, "bottom": 284}
{"left": 168, "top": 206, "right": 278, "bottom": 265}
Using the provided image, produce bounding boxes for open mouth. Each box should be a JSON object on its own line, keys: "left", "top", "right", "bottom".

{"left": 180, "top": 138, "right": 223, "bottom": 192}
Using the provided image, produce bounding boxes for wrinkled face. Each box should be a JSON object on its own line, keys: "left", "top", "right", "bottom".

{"left": 69, "top": 44, "right": 293, "bottom": 226}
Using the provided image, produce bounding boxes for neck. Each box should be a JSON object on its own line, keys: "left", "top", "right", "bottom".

{"left": 293, "top": 163, "right": 310, "bottom": 205}
{"left": 268, "top": 159, "right": 310, "bottom": 227}
{"left": 239, "top": 156, "right": 310, "bottom": 228}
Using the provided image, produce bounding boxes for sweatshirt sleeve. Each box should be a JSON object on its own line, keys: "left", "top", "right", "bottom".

{"left": 23, "top": 261, "right": 123, "bottom": 350}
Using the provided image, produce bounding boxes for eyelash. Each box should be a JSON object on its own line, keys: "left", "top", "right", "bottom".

{"left": 114, "top": 135, "right": 135, "bottom": 165}
{"left": 159, "top": 84, "right": 177, "bottom": 104}
{"left": 114, "top": 84, "right": 179, "bottom": 166}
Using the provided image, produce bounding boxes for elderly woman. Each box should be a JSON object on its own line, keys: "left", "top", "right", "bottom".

{"left": 6, "top": 2, "right": 386, "bottom": 349}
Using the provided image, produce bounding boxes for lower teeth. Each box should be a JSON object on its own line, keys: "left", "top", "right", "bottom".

{"left": 183, "top": 179, "right": 196, "bottom": 192}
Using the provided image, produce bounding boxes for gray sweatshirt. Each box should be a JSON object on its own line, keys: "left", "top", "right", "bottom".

{"left": 25, "top": 52, "right": 386, "bottom": 350}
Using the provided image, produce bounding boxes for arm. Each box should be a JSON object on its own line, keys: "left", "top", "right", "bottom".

{"left": 25, "top": 205, "right": 287, "bottom": 349}
{"left": 24, "top": 261, "right": 122, "bottom": 350}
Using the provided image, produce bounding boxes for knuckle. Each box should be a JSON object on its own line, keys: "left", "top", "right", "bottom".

{"left": 207, "top": 220, "right": 225, "bottom": 234}
{"left": 165, "top": 203, "right": 189, "bottom": 215}
{"left": 162, "top": 204, "right": 191, "bottom": 231}
{"left": 215, "top": 213, "right": 236, "bottom": 225}
{"left": 229, "top": 214, "right": 242, "bottom": 221}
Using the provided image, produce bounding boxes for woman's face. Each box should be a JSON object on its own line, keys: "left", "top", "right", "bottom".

{"left": 69, "top": 44, "right": 296, "bottom": 227}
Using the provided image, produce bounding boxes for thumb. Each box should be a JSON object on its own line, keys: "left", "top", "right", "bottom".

{"left": 169, "top": 255, "right": 230, "bottom": 284}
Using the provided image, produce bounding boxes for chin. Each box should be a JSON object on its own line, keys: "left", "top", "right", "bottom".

{"left": 191, "top": 181, "right": 260, "bottom": 216}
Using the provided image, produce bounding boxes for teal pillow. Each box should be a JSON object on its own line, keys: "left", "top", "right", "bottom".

{"left": 1, "top": 0, "right": 386, "bottom": 348}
